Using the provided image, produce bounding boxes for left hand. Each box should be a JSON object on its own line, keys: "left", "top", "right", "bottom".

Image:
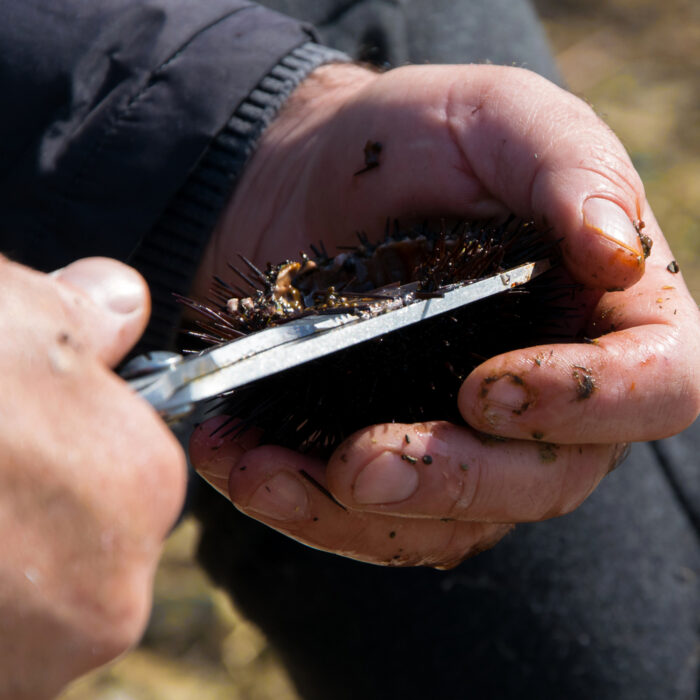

{"left": 189, "top": 63, "right": 700, "bottom": 567}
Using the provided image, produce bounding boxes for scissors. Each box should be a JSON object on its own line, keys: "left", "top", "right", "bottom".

{"left": 123, "top": 259, "right": 551, "bottom": 424}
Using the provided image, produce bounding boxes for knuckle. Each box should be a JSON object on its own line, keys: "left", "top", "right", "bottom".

{"left": 448, "top": 459, "right": 481, "bottom": 518}
{"left": 551, "top": 446, "right": 600, "bottom": 517}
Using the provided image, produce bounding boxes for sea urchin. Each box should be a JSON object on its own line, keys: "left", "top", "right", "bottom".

{"left": 183, "top": 218, "right": 577, "bottom": 455}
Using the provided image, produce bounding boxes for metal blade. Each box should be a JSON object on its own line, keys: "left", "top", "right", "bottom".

{"left": 146, "top": 259, "right": 550, "bottom": 418}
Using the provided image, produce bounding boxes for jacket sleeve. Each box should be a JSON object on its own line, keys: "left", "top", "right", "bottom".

{"left": 0, "top": 1, "right": 347, "bottom": 349}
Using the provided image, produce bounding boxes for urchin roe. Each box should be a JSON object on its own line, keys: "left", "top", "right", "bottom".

{"left": 273, "top": 261, "right": 309, "bottom": 310}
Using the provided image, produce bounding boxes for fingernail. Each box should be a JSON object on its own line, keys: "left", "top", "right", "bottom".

{"left": 246, "top": 472, "right": 310, "bottom": 521}
{"left": 353, "top": 451, "right": 419, "bottom": 505}
{"left": 582, "top": 197, "right": 643, "bottom": 257}
{"left": 53, "top": 259, "right": 147, "bottom": 315}
{"left": 481, "top": 374, "right": 531, "bottom": 426}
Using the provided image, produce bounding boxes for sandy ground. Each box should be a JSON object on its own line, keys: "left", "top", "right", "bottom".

{"left": 61, "top": 1, "right": 699, "bottom": 697}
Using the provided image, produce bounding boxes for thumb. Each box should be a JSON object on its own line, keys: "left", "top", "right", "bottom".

{"left": 52, "top": 257, "right": 151, "bottom": 367}
{"left": 326, "top": 65, "right": 647, "bottom": 291}
{"left": 454, "top": 67, "right": 649, "bottom": 290}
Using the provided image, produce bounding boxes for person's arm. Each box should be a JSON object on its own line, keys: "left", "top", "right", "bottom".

{"left": 0, "top": 0, "right": 347, "bottom": 349}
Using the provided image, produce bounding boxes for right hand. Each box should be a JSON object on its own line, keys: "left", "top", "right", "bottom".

{"left": 0, "top": 256, "right": 186, "bottom": 700}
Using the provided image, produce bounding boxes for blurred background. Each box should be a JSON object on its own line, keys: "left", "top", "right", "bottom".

{"left": 61, "top": 0, "right": 699, "bottom": 697}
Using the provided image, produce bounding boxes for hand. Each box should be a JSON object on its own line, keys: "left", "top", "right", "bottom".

{"left": 0, "top": 257, "right": 186, "bottom": 699}
{"left": 189, "top": 63, "right": 700, "bottom": 567}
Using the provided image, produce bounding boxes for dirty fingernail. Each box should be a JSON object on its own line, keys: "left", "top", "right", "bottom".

{"left": 582, "top": 197, "right": 643, "bottom": 257}
{"left": 353, "top": 451, "right": 419, "bottom": 505}
{"left": 481, "top": 375, "right": 531, "bottom": 425}
{"left": 246, "top": 472, "right": 310, "bottom": 521}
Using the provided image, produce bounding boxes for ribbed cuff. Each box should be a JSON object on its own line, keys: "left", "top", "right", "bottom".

{"left": 129, "top": 42, "right": 349, "bottom": 353}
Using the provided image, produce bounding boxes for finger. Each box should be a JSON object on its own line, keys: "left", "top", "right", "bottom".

{"left": 325, "top": 421, "right": 617, "bottom": 522}
{"left": 317, "top": 64, "right": 646, "bottom": 290}
{"left": 189, "top": 419, "right": 510, "bottom": 567}
{"left": 233, "top": 447, "right": 511, "bottom": 568}
{"left": 460, "top": 332, "right": 696, "bottom": 444}
{"left": 51, "top": 257, "right": 150, "bottom": 367}
{"left": 460, "top": 217, "right": 700, "bottom": 443}
{"left": 189, "top": 416, "right": 262, "bottom": 496}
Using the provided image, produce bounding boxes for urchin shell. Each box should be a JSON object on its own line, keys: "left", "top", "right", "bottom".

{"left": 185, "top": 218, "right": 575, "bottom": 455}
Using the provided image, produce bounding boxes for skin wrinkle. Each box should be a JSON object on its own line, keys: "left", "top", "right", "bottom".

{"left": 494, "top": 85, "right": 643, "bottom": 227}
{"left": 225, "top": 130, "right": 312, "bottom": 270}
{"left": 605, "top": 324, "right": 680, "bottom": 359}
{"left": 607, "top": 442, "right": 629, "bottom": 475}
{"left": 445, "top": 456, "right": 474, "bottom": 520}
{"left": 571, "top": 445, "right": 607, "bottom": 512}
{"left": 564, "top": 368, "right": 614, "bottom": 438}
{"left": 577, "top": 166, "right": 642, "bottom": 217}
{"left": 435, "top": 76, "right": 512, "bottom": 218}
{"left": 330, "top": 513, "right": 377, "bottom": 556}
{"left": 681, "top": 372, "right": 700, "bottom": 416}
{"left": 578, "top": 136, "right": 645, "bottom": 198}
{"left": 459, "top": 455, "right": 483, "bottom": 520}
{"left": 434, "top": 522, "right": 507, "bottom": 570}
{"left": 431, "top": 519, "right": 469, "bottom": 569}
{"left": 525, "top": 157, "right": 549, "bottom": 226}
{"left": 598, "top": 359, "right": 657, "bottom": 436}
{"left": 592, "top": 153, "right": 642, "bottom": 197}
{"left": 506, "top": 102, "right": 554, "bottom": 216}
{"left": 503, "top": 85, "right": 567, "bottom": 211}
{"left": 443, "top": 75, "right": 493, "bottom": 199}
{"left": 541, "top": 444, "right": 576, "bottom": 520}
{"left": 442, "top": 69, "right": 570, "bottom": 225}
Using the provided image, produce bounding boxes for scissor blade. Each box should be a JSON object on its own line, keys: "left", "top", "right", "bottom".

{"left": 134, "top": 311, "right": 357, "bottom": 411}
{"left": 150, "top": 259, "right": 550, "bottom": 417}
